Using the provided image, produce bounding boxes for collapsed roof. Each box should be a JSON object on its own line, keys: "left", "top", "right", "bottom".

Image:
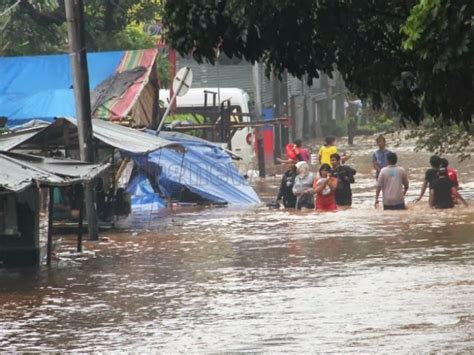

{"left": 0, "top": 151, "right": 109, "bottom": 193}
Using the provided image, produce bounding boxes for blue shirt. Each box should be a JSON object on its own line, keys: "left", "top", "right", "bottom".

{"left": 372, "top": 148, "right": 392, "bottom": 169}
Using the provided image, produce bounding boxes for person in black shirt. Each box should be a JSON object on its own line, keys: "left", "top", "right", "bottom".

{"left": 276, "top": 163, "right": 297, "bottom": 208}
{"left": 430, "top": 168, "right": 468, "bottom": 209}
{"left": 416, "top": 155, "right": 441, "bottom": 202}
{"left": 330, "top": 153, "right": 356, "bottom": 207}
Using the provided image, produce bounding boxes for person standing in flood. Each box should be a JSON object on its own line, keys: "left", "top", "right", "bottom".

{"left": 375, "top": 152, "right": 409, "bottom": 210}
{"left": 415, "top": 155, "right": 441, "bottom": 202}
{"left": 284, "top": 139, "right": 309, "bottom": 163}
{"left": 314, "top": 164, "right": 338, "bottom": 212}
{"left": 439, "top": 158, "right": 460, "bottom": 189}
{"left": 430, "top": 167, "right": 468, "bottom": 209}
{"left": 292, "top": 161, "right": 315, "bottom": 210}
{"left": 330, "top": 153, "right": 356, "bottom": 207}
{"left": 372, "top": 135, "right": 392, "bottom": 179}
{"left": 276, "top": 163, "right": 297, "bottom": 208}
{"left": 319, "top": 136, "right": 338, "bottom": 166}
{"left": 319, "top": 136, "right": 351, "bottom": 167}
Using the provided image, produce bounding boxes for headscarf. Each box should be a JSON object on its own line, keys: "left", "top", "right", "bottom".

{"left": 296, "top": 161, "right": 309, "bottom": 177}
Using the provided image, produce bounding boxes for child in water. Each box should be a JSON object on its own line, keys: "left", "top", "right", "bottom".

{"left": 313, "top": 164, "right": 338, "bottom": 212}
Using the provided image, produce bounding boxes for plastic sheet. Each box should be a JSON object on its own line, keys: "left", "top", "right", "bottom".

{"left": 130, "top": 132, "right": 261, "bottom": 207}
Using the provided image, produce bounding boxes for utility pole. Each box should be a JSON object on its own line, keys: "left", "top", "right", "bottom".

{"left": 65, "top": 0, "right": 99, "bottom": 241}
{"left": 253, "top": 63, "right": 265, "bottom": 177}
{"left": 279, "top": 70, "right": 289, "bottom": 148}
{"left": 252, "top": 62, "right": 262, "bottom": 118}
{"left": 272, "top": 72, "right": 283, "bottom": 163}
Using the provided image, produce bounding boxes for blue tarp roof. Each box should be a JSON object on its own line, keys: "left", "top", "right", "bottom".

{"left": 0, "top": 51, "right": 123, "bottom": 125}
{"left": 130, "top": 131, "right": 261, "bottom": 207}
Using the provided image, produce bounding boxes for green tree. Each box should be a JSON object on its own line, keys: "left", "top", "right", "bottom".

{"left": 0, "top": 0, "right": 67, "bottom": 55}
{"left": 163, "top": 0, "right": 473, "bottom": 128}
{"left": 0, "top": 0, "right": 162, "bottom": 55}
{"left": 1, "top": 0, "right": 170, "bottom": 93}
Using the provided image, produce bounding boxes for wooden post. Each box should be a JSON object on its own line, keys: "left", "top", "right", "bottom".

{"left": 65, "top": 0, "right": 99, "bottom": 241}
{"left": 47, "top": 187, "right": 54, "bottom": 266}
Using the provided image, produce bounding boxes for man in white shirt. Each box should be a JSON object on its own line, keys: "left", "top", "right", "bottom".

{"left": 375, "top": 152, "right": 409, "bottom": 210}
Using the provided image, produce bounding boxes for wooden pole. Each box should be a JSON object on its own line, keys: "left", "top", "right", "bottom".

{"left": 65, "top": 0, "right": 99, "bottom": 241}
{"left": 47, "top": 187, "right": 54, "bottom": 266}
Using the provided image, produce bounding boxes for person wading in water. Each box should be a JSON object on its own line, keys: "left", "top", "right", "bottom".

{"left": 430, "top": 167, "right": 468, "bottom": 209}
{"left": 276, "top": 162, "right": 297, "bottom": 208}
{"left": 415, "top": 155, "right": 441, "bottom": 202}
{"left": 372, "top": 135, "right": 392, "bottom": 180}
{"left": 314, "top": 164, "right": 338, "bottom": 212}
{"left": 375, "top": 152, "right": 409, "bottom": 210}
{"left": 292, "top": 161, "right": 315, "bottom": 210}
{"left": 330, "top": 153, "right": 356, "bottom": 208}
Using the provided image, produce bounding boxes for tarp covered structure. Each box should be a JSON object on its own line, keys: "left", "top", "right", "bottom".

{"left": 3, "top": 118, "right": 260, "bottom": 209}
{"left": 0, "top": 49, "right": 158, "bottom": 127}
{"left": 128, "top": 130, "right": 261, "bottom": 209}
{"left": 0, "top": 151, "right": 109, "bottom": 193}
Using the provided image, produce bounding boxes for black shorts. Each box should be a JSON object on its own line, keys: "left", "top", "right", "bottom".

{"left": 383, "top": 203, "right": 406, "bottom": 210}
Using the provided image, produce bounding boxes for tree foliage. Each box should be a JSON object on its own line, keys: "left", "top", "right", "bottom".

{"left": 0, "top": 0, "right": 162, "bottom": 55}
{"left": 406, "top": 120, "right": 474, "bottom": 161}
{"left": 0, "top": 0, "right": 67, "bottom": 55}
{"left": 163, "top": 0, "right": 473, "bottom": 127}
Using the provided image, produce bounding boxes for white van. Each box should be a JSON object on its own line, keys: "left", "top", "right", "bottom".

{"left": 159, "top": 88, "right": 255, "bottom": 166}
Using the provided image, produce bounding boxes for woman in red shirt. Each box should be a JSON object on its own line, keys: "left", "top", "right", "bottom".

{"left": 314, "top": 164, "right": 338, "bottom": 212}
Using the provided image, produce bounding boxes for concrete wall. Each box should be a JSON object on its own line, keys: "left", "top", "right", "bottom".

{"left": 175, "top": 55, "right": 347, "bottom": 141}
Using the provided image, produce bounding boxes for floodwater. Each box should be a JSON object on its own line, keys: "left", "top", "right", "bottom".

{"left": 1, "top": 135, "right": 473, "bottom": 352}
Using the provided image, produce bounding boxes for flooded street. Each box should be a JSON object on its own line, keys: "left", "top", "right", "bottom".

{"left": 1, "top": 135, "right": 473, "bottom": 352}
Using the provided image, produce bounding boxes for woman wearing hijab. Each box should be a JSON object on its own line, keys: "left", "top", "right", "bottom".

{"left": 292, "top": 161, "right": 315, "bottom": 210}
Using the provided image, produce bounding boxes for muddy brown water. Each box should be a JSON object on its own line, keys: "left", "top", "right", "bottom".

{"left": 1, "top": 135, "right": 473, "bottom": 352}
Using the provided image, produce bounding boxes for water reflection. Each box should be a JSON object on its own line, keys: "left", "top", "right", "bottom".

{"left": 0, "top": 135, "right": 473, "bottom": 352}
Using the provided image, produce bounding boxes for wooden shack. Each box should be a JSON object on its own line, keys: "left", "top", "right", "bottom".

{"left": 0, "top": 152, "right": 108, "bottom": 267}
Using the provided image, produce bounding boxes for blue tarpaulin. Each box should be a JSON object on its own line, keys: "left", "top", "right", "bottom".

{"left": 129, "top": 131, "right": 261, "bottom": 207}
{"left": 0, "top": 51, "right": 123, "bottom": 125}
{"left": 126, "top": 171, "right": 167, "bottom": 212}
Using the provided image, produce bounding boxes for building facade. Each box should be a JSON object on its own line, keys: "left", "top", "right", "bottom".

{"left": 176, "top": 55, "right": 347, "bottom": 142}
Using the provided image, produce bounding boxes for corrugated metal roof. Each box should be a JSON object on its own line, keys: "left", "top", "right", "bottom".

{"left": 0, "top": 152, "right": 109, "bottom": 193}
{"left": 0, "top": 131, "right": 38, "bottom": 151}
{"left": 4, "top": 118, "right": 185, "bottom": 154}
{"left": 88, "top": 118, "right": 185, "bottom": 154}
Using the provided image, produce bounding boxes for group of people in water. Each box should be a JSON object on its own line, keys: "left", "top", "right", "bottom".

{"left": 275, "top": 135, "right": 468, "bottom": 212}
